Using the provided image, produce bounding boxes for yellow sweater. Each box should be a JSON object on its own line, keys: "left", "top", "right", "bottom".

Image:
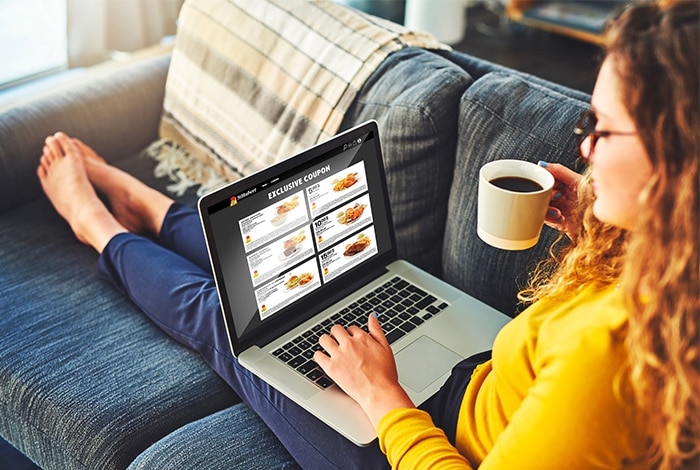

{"left": 377, "top": 285, "right": 649, "bottom": 469}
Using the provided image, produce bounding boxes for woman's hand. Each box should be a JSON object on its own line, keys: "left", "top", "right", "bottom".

{"left": 539, "top": 161, "right": 581, "bottom": 237}
{"left": 314, "top": 314, "right": 414, "bottom": 428}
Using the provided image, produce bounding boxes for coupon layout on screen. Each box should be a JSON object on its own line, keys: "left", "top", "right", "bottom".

{"left": 307, "top": 161, "right": 368, "bottom": 218}
{"left": 319, "top": 226, "right": 378, "bottom": 283}
{"left": 255, "top": 257, "right": 322, "bottom": 320}
{"left": 241, "top": 162, "right": 375, "bottom": 319}
{"left": 313, "top": 193, "right": 373, "bottom": 250}
{"left": 204, "top": 130, "right": 393, "bottom": 340}
{"left": 240, "top": 192, "right": 309, "bottom": 253}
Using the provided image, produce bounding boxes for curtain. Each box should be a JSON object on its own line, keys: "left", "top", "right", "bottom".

{"left": 66, "top": 0, "right": 183, "bottom": 67}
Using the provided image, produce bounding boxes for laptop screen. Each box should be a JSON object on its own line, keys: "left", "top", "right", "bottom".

{"left": 200, "top": 123, "right": 397, "bottom": 351}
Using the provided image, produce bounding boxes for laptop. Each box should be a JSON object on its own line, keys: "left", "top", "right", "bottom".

{"left": 198, "top": 120, "right": 510, "bottom": 446}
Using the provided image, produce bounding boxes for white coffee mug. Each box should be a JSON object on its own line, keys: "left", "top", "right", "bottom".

{"left": 477, "top": 159, "right": 555, "bottom": 250}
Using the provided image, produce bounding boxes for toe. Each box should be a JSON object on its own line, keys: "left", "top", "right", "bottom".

{"left": 53, "top": 132, "right": 76, "bottom": 155}
{"left": 37, "top": 163, "right": 46, "bottom": 181}
{"left": 39, "top": 153, "right": 51, "bottom": 171}
{"left": 61, "top": 134, "right": 80, "bottom": 155}
{"left": 43, "top": 135, "right": 62, "bottom": 161}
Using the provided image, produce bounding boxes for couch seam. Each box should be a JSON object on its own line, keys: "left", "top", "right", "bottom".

{"left": 461, "top": 76, "right": 585, "bottom": 156}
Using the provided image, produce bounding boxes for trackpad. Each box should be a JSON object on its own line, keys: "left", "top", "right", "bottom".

{"left": 395, "top": 336, "right": 462, "bottom": 392}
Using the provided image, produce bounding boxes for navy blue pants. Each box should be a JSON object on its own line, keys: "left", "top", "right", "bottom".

{"left": 97, "top": 202, "right": 487, "bottom": 468}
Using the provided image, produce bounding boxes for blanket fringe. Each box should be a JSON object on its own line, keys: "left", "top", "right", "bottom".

{"left": 144, "top": 139, "right": 228, "bottom": 197}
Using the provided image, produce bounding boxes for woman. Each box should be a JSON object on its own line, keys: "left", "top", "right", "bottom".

{"left": 38, "top": 1, "right": 698, "bottom": 468}
{"left": 318, "top": 3, "right": 699, "bottom": 468}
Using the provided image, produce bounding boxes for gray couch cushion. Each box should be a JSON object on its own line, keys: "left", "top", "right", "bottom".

{"left": 0, "top": 154, "right": 236, "bottom": 470}
{"left": 442, "top": 72, "right": 589, "bottom": 316}
{"left": 0, "top": 53, "right": 170, "bottom": 214}
{"left": 340, "top": 48, "right": 473, "bottom": 276}
{"left": 445, "top": 50, "right": 593, "bottom": 102}
{"left": 129, "top": 403, "right": 299, "bottom": 470}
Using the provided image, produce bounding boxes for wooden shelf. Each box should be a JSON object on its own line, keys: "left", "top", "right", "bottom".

{"left": 506, "top": 0, "right": 625, "bottom": 45}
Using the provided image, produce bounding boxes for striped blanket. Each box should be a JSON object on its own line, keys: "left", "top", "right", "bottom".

{"left": 154, "top": 0, "right": 449, "bottom": 194}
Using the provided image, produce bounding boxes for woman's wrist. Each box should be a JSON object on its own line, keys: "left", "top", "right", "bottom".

{"left": 361, "top": 384, "right": 415, "bottom": 429}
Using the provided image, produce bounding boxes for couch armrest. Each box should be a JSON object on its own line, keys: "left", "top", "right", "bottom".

{"left": 0, "top": 52, "right": 171, "bottom": 213}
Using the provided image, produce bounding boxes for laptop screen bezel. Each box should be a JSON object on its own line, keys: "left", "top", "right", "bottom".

{"left": 198, "top": 120, "right": 398, "bottom": 354}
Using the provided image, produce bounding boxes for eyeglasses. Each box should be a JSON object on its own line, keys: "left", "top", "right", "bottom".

{"left": 574, "top": 109, "right": 637, "bottom": 160}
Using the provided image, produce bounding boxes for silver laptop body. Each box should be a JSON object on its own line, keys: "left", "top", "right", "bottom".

{"left": 198, "top": 120, "right": 510, "bottom": 446}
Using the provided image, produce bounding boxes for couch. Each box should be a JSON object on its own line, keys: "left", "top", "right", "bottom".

{"left": 0, "top": 1, "right": 592, "bottom": 468}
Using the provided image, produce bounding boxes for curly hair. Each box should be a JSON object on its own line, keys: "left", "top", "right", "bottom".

{"left": 520, "top": 2, "right": 699, "bottom": 468}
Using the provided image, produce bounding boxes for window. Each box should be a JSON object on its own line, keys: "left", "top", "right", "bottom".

{"left": 0, "top": 0, "right": 67, "bottom": 90}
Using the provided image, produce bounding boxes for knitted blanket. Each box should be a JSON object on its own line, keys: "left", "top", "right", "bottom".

{"left": 152, "top": 0, "right": 448, "bottom": 195}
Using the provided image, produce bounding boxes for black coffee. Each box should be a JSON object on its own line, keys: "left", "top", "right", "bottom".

{"left": 490, "top": 176, "right": 543, "bottom": 193}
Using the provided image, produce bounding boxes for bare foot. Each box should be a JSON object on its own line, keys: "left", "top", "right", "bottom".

{"left": 37, "top": 133, "right": 127, "bottom": 253}
{"left": 58, "top": 133, "right": 173, "bottom": 236}
{"left": 72, "top": 136, "right": 105, "bottom": 164}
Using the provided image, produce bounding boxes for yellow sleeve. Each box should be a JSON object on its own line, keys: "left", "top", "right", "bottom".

{"left": 377, "top": 408, "right": 474, "bottom": 469}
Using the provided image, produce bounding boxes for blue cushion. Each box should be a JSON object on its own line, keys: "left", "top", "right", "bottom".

{"left": 442, "top": 72, "right": 589, "bottom": 315}
{"left": 341, "top": 47, "right": 473, "bottom": 276}
{"left": 0, "top": 156, "right": 236, "bottom": 469}
{"left": 128, "top": 403, "right": 299, "bottom": 470}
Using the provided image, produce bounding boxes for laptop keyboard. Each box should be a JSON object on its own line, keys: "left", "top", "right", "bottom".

{"left": 272, "top": 276, "right": 449, "bottom": 389}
